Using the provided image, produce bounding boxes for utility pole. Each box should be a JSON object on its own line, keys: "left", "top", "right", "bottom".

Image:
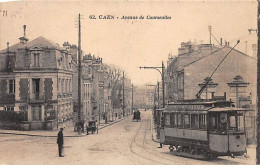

{"left": 131, "top": 84, "right": 133, "bottom": 114}
{"left": 256, "top": 0, "right": 260, "bottom": 164}
{"left": 157, "top": 81, "right": 160, "bottom": 107}
{"left": 122, "top": 71, "right": 125, "bottom": 117}
{"left": 162, "top": 61, "right": 165, "bottom": 108}
{"left": 77, "top": 13, "right": 83, "bottom": 133}
{"left": 139, "top": 61, "right": 165, "bottom": 108}
{"left": 208, "top": 25, "right": 212, "bottom": 45}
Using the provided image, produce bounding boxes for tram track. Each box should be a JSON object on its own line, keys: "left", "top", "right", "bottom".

{"left": 129, "top": 118, "right": 168, "bottom": 165}
{"left": 131, "top": 116, "right": 189, "bottom": 164}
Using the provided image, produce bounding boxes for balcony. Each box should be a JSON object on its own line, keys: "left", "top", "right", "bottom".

{"left": 28, "top": 93, "right": 45, "bottom": 104}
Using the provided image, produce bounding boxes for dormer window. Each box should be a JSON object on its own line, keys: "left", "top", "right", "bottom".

{"left": 30, "top": 47, "right": 43, "bottom": 67}
{"left": 33, "top": 53, "right": 40, "bottom": 67}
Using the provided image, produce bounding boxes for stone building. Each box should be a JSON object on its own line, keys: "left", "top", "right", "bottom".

{"left": 166, "top": 42, "right": 220, "bottom": 102}
{"left": 0, "top": 28, "right": 74, "bottom": 130}
{"left": 182, "top": 46, "right": 256, "bottom": 102}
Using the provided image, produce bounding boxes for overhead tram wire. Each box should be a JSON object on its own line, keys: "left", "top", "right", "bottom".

{"left": 196, "top": 40, "right": 240, "bottom": 99}
{"left": 229, "top": 33, "right": 255, "bottom": 43}
{"left": 210, "top": 32, "right": 221, "bottom": 46}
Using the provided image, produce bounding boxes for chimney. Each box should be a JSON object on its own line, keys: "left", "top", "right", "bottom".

{"left": 220, "top": 38, "right": 222, "bottom": 46}
{"left": 7, "top": 42, "right": 9, "bottom": 53}
{"left": 63, "top": 41, "right": 71, "bottom": 51}
{"left": 19, "top": 25, "right": 29, "bottom": 44}
{"left": 23, "top": 25, "right": 26, "bottom": 37}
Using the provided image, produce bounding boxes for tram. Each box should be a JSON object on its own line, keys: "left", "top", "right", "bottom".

{"left": 159, "top": 95, "right": 247, "bottom": 159}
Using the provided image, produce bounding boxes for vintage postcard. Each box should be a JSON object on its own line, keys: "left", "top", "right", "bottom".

{"left": 0, "top": 0, "right": 258, "bottom": 165}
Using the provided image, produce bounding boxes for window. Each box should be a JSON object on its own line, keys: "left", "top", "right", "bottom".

{"left": 209, "top": 115, "right": 217, "bottom": 130}
{"left": 33, "top": 53, "right": 40, "bottom": 67}
{"left": 65, "top": 80, "right": 67, "bottom": 93}
{"left": 191, "top": 114, "right": 198, "bottom": 129}
{"left": 165, "top": 114, "right": 170, "bottom": 126}
{"left": 177, "top": 76, "right": 184, "bottom": 90}
{"left": 61, "top": 79, "right": 64, "bottom": 94}
{"left": 4, "top": 106, "right": 14, "bottom": 111}
{"left": 199, "top": 114, "right": 207, "bottom": 129}
{"left": 9, "top": 79, "right": 15, "bottom": 94}
{"left": 177, "top": 114, "right": 182, "bottom": 128}
{"left": 32, "top": 79, "right": 40, "bottom": 99}
{"left": 184, "top": 114, "right": 190, "bottom": 128}
{"left": 229, "top": 115, "right": 236, "bottom": 129}
{"left": 170, "top": 113, "right": 175, "bottom": 127}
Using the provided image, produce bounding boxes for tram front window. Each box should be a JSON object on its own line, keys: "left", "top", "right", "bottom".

{"left": 228, "top": 112, "right": 244, "bottom": 132}
{"left": 218, "top": 116, "right": 228, "bottom": 133}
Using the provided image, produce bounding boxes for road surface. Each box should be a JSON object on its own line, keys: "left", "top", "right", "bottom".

{"left": 0, "top": 110, "right": 256, "bottom": 164}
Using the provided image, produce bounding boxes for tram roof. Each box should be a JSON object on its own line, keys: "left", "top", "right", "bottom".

{"left": 167, "top": 100, "right": 228, "bottom": 105}
{"left": 155, "top": 108, "right": 165, "bottom": 111}
{"left": 208, "top": 107, "right": 248, "bottom": 112}
{"left": 163, "top": 107, "right": 248, "bottom": 114}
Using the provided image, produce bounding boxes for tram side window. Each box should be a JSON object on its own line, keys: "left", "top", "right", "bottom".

{"left": 177, "top": 114, "right": 182, "bottom": 128}
{"left": 170, "top": 113, "right": 175, "bottom": 127}
{"left": 160, "top": 113, "right": 164, "bottom": 127}
{"left": 209, "top": 115, "right": 217, "bottom": 130}
{"left": 199, "top": 114, "right": 207, "bottom": 129}
{"left": 184, "top": 114, "right": 190, "bottom": 128}
{"left": 191, "top": 114, "right": 198, "bottom": 129}
{"left": 165, "top": 114, "right": 171, "bottom": 126}
{"left": 229, "top": 115, "right": 237, "bottom": 130}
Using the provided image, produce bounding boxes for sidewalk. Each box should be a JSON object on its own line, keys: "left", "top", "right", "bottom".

{"left": 0, "top": 115, "right": 130, "bottom": 137}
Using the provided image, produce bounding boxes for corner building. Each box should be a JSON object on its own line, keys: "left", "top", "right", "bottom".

{"left": 0, "top": 35, "right": 74, "bottom": 130}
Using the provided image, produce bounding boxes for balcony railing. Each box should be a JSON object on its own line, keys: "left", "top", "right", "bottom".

{"left": 28, "top": 93, "right": 44, "bottom": 103}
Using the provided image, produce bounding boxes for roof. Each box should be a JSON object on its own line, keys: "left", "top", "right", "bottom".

{"left": 0, "top": 43, "right": 23, "bottom": 54}
{"left": 163, "top": 107, "right": 247, "bottom": 114}
{"left": 0, "top": 36, "right": 65, "bottom": 54}
{"left": 163, "top": 110, "right": 208, "bottom": 114}
{"left": 167, "top": 100, "right": 219, "bottom": 105}
{"left": 208, "top": 107, "right": 248, "bottom": 112}
{"left": 18, "top": 36, "right": 65, "bottom": 50}
{"left": 184, "top": 46, "right": 256, "bottom": 68}
{"left": 155, "top": 108, "right": 165, "bottom": 111}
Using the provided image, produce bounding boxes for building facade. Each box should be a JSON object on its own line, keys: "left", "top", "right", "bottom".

{"left": 0, "top": 32, "right": 74, "bottom": 130}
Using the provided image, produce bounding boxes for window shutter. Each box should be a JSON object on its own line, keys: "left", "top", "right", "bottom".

{"left": 39, "top": 52, "right": 44, "bottom": 67}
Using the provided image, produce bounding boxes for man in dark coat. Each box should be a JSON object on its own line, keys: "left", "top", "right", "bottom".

{"left": 57, "top": 128, "right": 64, "bottom": 157}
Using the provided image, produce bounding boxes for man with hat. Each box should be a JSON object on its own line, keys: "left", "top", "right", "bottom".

{"left": 57, "top": 128, "right": 64, "bottom": 157}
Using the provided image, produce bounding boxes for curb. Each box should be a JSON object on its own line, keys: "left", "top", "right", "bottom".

{"left": 0, "top": 115, "right": 131, "bottom": 138}
{"left": 98, "top": 115, "right": 130, "bottom": 130}
{"left": 151, "top": 133, "right": 160, "bottom": 143}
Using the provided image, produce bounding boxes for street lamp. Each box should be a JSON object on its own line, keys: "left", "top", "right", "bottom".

{"left": 139, "top": 61, "right": 165, "bottom": 108}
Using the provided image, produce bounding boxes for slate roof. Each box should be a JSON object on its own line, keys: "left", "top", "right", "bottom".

{"left": 0, "top": 36, "right": 65, "bottom": 54}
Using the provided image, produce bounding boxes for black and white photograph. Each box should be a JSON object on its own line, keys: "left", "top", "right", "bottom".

{"left": 0, "top": 0, "right": 259, "bottom": 165}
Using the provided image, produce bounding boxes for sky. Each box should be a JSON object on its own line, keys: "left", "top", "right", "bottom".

{"left": 0, "top": 0, "right": 257, "bottom": 86}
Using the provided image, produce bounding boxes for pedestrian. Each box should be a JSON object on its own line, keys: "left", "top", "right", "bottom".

{"left": 57, "top": 128, "right": 64, "bottom": 157}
